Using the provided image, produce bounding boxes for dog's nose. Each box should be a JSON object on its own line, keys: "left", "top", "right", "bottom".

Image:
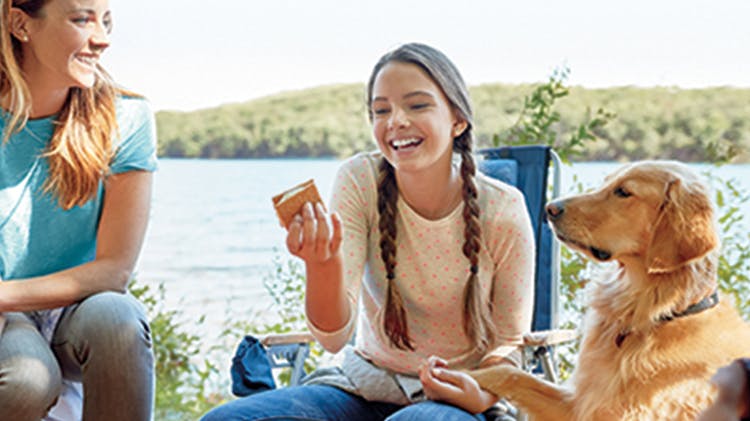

{"left": 546, "top": 201, "right": 565, "bottom": 221}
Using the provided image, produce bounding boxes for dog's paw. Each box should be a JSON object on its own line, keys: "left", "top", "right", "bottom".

{"left": 467, "top": 365, "right": 523, "bottom": 397}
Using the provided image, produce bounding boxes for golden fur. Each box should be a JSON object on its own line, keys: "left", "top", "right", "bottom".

{"left": 469, "top": 161, "right": 750, "bottom": 420}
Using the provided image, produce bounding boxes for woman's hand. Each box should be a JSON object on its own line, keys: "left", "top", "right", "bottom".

{"left": 419, "top": 356, "right": 499, "bottom": 414}
{"left": 286, "top": 202, "right": 342, "bottom": 264}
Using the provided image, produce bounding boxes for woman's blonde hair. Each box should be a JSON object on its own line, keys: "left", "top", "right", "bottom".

{"left": 1, "top": 0, "right": 120, "bottom": 209}
{"left": 366, "top": 43, "right": 496, "bottom": 353}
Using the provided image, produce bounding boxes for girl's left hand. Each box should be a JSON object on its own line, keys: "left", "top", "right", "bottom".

{"left": 419, "top": 356, "right": 498, "bottom": 414}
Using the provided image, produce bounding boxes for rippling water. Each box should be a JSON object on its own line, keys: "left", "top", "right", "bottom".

{"left": 137, "top": 159, "right": 339, "bottom": 342}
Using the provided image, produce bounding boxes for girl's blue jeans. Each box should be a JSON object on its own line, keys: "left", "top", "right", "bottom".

{"left": 201, "top": 384, "right": 490, "bottom": 421}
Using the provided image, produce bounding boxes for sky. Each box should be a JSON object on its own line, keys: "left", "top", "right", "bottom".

{"left": 104, "top": 0, "right": 750, "bottom": 112}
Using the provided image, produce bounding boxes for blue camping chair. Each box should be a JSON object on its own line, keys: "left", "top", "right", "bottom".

{"left": 253, "top": 145, "right": 576, "bottom": 391}
{"left": 476, "top": 145, "right": 574, "bottom": 383}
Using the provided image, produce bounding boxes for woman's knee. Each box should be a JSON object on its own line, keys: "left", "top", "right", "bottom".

{"left": 53, "top": 291, "right": 154, "bottom": 384}
{"left": 0, "top": 356, "right": 62, "bottom": 418}
{"left": 56, "top": 291, "right": 152, "bottom": 351}
{"left": 0, "top": 314, "right": 63, "bottom": 420}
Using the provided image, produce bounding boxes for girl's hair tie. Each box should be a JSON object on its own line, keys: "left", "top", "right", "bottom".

{"left": 470, "top": 265, "right": 479, "bottom": 274}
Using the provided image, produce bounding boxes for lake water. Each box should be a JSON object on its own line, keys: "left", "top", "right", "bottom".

{"left": 137, "top": 158, "right": 750, "bottom": 345}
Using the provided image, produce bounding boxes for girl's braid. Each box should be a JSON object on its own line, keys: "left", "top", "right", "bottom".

{"left": 377, "top": 158, "right": 414, "bottom": 350}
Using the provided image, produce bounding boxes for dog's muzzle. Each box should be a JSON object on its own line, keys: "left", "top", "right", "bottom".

{"left": 545, "top": 200, "right": 564, "bottom": 221}
{"left": 546, "top": 199, "right": 612, "bottom": 262}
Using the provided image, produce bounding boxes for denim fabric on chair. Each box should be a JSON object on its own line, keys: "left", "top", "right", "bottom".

{"left": 231, "top": 335, "right": 277, "bottom": 397}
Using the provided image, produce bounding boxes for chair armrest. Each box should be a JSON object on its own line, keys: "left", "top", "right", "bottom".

{"left": 260, "top": 331, "right": 316, "bottom": 347}
{"left": 523, "top": 329, "right": 579, "bottom": 347}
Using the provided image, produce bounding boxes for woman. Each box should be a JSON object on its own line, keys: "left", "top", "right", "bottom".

{"left": 0, "top": 0, "right": 156, "bottom": 419}
{"left": 203, "top": 43, "right": 535, "bottom": 421}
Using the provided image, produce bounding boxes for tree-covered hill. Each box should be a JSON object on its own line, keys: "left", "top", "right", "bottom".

{"left": 155, "top": 83, "right": 750, "bottom": 162}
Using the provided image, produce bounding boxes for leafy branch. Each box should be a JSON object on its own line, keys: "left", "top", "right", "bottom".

{"left": 493, "top": 67, "right": 615, "bottom": 162}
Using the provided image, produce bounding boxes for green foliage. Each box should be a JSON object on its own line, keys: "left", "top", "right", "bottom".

{"left": 709, "top": 174, "right": 750, "bottom": 317}
{"left": 257, "top": 256, "right": 325, "bottom": 385}
{"left": 224, "top": 255, "right": 326, "bottom": 386}
{"left": 126, "top": 258, "right": 328, "bottom": 416}
{"left": 156, "top": 84, "right": 370, "bottom": 159}
{"left": 155, "top": 82, "right": 750, "bottom": 163}
{"left": 128, "top": 281, "right": 224, "bottom": 420}
{"left": 262, "top": 256, "right": 310, "bottom": 331}
{"left": 554, "top": 176, "right": 589, "bottom": 379}
{"left": 492, "top": 68, "right": 615, "bottom": 162}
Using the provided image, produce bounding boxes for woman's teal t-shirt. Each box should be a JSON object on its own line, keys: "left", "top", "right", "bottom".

{"left": 0, "top": 95, "right": 157, "bottom": 282}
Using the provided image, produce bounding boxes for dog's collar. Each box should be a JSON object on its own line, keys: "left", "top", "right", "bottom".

{"left": 658, "top": 290, "right": 719, "bottom": 322}
{"left": 615, "top": 291, "right": 720, "bottom": 348}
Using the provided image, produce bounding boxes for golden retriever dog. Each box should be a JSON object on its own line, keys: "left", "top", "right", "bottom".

{"left": 469, "top": 161, "right": 750, "bottom": 420}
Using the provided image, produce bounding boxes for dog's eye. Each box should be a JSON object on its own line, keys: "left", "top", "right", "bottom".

{"left": 614, "top": 187, "right": 632, "bottom": 198}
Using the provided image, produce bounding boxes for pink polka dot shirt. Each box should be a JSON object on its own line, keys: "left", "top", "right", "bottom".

{"left": 308, "top": 152, "right": 535, "bottom": 374}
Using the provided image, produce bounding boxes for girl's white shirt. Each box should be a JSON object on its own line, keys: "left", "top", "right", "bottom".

{"left": 308, "top": 151, "right": 536, "bottom": 373}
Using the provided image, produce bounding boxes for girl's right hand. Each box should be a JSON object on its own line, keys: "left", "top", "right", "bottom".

{"left": 285, "top": 202, "right": 342, "bottom": 264}
{"left": 419, "top": 356, "right": 499, "bottom": 414}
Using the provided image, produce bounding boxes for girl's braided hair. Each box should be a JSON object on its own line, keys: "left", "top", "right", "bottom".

{"left": 366, "top": 43, "right": 495, "bottom": 352}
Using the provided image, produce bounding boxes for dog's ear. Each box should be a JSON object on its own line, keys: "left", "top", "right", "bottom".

{"left": 646, "top": 178, "right": 718, "bottom": 273}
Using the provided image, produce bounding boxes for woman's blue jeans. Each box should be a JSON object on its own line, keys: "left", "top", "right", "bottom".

{"left": 0, "top": 291, "right": 154, "bottom": 420}
{"left": 201, "top": 384, "right": 489, "bottom": 421}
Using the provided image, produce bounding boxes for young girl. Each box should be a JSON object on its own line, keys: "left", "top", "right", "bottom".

{"left": 203, "top": 42, "right": 535, "bottom": 421}
{"left": 0, "top": 0, "right": 156, "bottom": 419}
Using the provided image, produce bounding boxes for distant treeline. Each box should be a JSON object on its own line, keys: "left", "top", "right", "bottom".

{"left": 155, "top": 83, "right": 750, "bottom": 162}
